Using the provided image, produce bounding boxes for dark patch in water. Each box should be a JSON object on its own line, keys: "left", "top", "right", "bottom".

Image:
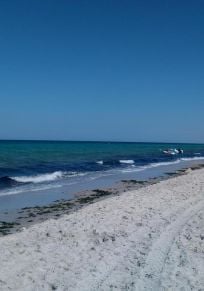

{"left": 0, "top": 176, "right": 22, "bottom": 189}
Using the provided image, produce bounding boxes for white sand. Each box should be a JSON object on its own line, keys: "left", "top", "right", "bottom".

{"left": 0, "top": 169, "right": 204, "bottom": 290}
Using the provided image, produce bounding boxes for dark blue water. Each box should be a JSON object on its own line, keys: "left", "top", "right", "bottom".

{"left": 0, "top": 140, "right": 204, "bottom": 198}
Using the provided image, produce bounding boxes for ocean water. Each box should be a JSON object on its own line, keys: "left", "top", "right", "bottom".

{"left": 0, "top": 140, "right": 204, "bottom": 204}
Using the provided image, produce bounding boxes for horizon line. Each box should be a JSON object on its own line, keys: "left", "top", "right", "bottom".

{"left": 0, "top": 139, "right": 203, "bottom": 145}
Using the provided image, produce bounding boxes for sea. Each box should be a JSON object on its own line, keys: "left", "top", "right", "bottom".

{"left": 0, "top": 140, "right": 204, "bottom": 212}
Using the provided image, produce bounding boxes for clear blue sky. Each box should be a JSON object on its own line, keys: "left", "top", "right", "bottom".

{"left": 0, "top": 0, "right": 204, "bottom": 142}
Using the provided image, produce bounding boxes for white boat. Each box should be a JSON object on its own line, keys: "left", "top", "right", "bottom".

{"left": 162, "top": 148, "right": 183, "bottom": 155}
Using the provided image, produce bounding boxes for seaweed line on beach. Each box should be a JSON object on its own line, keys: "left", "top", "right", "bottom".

{"left": 1, "top": 164, "right": 204, "bottom": 237}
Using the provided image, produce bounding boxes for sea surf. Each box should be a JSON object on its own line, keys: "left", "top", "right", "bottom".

{"left": 0, "top": 140, "right": 204, "bottom": 200}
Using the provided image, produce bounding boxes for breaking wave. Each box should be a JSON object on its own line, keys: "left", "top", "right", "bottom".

{"left": 13, "top": 171, "right": 65, "bottom": 183}
{"left": 0, "top": 171, "right": 88, "bottom": 189}
{"left": 121, "top": 157, "right": 204, "bottom": 173}
{"left": 119, "top": 160, "right": 135, "bottom": 164}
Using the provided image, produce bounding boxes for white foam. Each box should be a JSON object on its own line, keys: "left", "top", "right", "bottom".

{"left": 0, "top": 184, "right": 63, "bottom": 197}
{"left": 121, "top": 159, "right": 181, "bottom": 173}
{"left": 121, "top": 157, "right": 204, "bottom": 174}
{"left": 12, "top": 171, "right": 88, "bottom": 184}
{"left": 181, "top": 157, "right": 204, "bottom": 161}
{"left": 13, "top": 171, "right": 65, "bottom": 183}
{"left": 149, "top": 160, "right": 181, "bottom": 167}
{"left": 119, "top": 160, "right": 135, "bottom": 164}
{"left": 96, "top": 161, "right": 103, "bottom": 165}
{"left": 68, "top": 172, "right": 87, "bottom": 177}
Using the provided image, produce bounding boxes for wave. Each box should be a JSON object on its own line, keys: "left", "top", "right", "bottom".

{"left": 12, "top": 171, "right": 65, "bottom": 183}
{"left": 0, "top": 170, "right": 88, "bottom": 192}
{"left": 96, "top": 159, "right": 135, "bottom": 166}
{"left": 1, "top": 155, "right": 204, "bottom": 191}
{"left": 0, "top": 183, "right": 64, "bottom": 197}
{"left": 149, "top": 159, "right": 181, "bottom": 167}
{"left": 12, "top": 171, "right": 87, "bottom": 184}
{"left": 119, "top": 160, "right": 135, "bottom": 164}
{"left": 0, "top": 176, "right": 21, "bottom": 189}
{"left": 66, "top": 171, "right": 87, "bottom": 177}
{"left": 121, "top": 157, "right": 204, "bottom": 173}
{"left": 121, "top": 159, "right": 181, "bottom": 173}
{"left": 181, "top": 157, "right": 204, "bottom": 161}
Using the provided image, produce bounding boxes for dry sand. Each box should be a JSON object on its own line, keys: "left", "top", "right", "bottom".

{"left": 0, "top": 168, "right": 204, "bottom": 290}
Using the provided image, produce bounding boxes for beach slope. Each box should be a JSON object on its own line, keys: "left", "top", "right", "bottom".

{"left": 0, "top": 168, "right": 204, "bottom": 290}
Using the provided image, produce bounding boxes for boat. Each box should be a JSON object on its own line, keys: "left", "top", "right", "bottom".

{"left": 162, "top": 148, "right": 183, "bottom": 155}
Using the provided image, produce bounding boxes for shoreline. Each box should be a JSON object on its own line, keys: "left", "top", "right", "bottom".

{"left": 0, "top": 164, "right": 204, "bottom": 289}
{"left": 1, "top": 163, "right": 203, "bottom": 236}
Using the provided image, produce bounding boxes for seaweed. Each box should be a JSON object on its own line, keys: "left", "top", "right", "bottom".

{"left": 165, "top": 172, "right": 177, "bottom": 176}
{"left": 121, "top": 179, "right": 146, "bottom": 184}
{"left": 92, "top": 189, "right": 112, "bottom": 197}
{"left": 0, "top": 221, "right": 20, "bottom": 235}
{"left": 78, "top": 196, "right": 95, "bottom": 204}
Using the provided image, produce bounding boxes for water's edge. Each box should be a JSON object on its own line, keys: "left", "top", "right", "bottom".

{"left": 0, "top": 163, "right": 203, "bottom": 236}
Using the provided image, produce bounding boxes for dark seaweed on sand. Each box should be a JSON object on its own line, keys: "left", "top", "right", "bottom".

{"left": 0, "top": 221, "right": 20, "bottom": 235}
{"left": 121, "top": 179, "right": 146, "bottom": 184}
{"left": 77, "top": 189, "right": 112, "bottom": 204}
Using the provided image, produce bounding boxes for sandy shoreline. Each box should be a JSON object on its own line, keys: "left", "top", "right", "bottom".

{"left": 0, "top": 167, "right": 204, "bottom": 290}
{"left": 0, "top": 167, "right": 191, "bottom": 236}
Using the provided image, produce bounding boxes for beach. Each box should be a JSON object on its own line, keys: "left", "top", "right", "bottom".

{"left": 0, "top": 166, "right": 204, "bottom": 290}
{"left": 1, "top": 0, "right": 204, "bottom": 289}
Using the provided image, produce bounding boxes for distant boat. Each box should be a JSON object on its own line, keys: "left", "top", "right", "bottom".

{"left": 162, "top": 148, "right": 183, "bottom": 155}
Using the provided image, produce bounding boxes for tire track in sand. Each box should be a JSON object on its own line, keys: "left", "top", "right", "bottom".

{"left": 135, "top": 198, "right": 204, "bottom": 291}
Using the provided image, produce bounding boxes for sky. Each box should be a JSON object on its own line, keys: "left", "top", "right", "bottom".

{"left": 0, "top": 0, "right": 204, "bottom": 143}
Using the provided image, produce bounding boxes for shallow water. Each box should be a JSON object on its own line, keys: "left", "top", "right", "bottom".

{"left": 0, "top": 140, "right": 204, "bottom": 213}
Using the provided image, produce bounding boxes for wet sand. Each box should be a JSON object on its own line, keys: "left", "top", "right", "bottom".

{"left": 0, "top": 166, "right": 192, "bottom": 236}
{"left": 1, "top": 165, "right": 203, "bottom": 237}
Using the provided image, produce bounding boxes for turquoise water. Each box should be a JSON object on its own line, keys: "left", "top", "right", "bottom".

{"left": 0, "top": 140, "right": 204, "bottom": 195}
{"left": 0, "top": 140, "right": 203, "bottom": 214}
